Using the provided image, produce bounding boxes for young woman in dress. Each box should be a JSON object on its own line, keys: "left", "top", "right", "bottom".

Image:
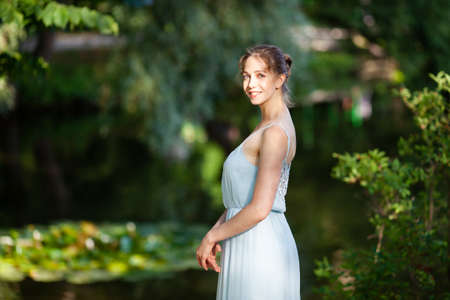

{"left": 196, "top": 44, "right": 301, "bottom": 300}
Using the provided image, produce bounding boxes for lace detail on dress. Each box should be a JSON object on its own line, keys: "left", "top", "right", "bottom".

{"left": 274, "top": 122, "right": 291, "bottom": 200}
{"left": 277, "top": 161, "right": 291, "bottom": 199}
{"left": 239, "top": 121, "right": 292, "bottom": 200}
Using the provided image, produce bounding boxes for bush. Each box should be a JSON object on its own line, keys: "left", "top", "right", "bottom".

{"left": 314, "top": 71, "right": 449, "bottom": 299}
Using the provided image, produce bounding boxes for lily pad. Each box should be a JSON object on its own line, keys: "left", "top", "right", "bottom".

{"left": 0, "top": 261, "right": 24, "bottom": 282}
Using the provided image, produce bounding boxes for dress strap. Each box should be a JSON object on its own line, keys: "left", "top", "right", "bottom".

{"left": 265, "top": 122, "right": 291, "bottom": 163}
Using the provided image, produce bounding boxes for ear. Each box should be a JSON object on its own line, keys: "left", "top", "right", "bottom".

{"left": 275, "top": 74, "right": 286, "bottom": 89}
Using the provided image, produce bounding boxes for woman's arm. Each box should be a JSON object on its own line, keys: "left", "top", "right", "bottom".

{"left": 205, "top": 125, "right": 288, "bottom": 244}
{"left": 211, "top": 209, "right": 227, "bottom": 230}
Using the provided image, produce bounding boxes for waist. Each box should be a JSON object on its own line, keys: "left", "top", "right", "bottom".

{"left": 226, "top": 206, "right": 285, "bottom": 214}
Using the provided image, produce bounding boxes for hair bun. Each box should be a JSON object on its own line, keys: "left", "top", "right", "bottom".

{"left": 284, "top": 54, "right": 292, "bottom": 77}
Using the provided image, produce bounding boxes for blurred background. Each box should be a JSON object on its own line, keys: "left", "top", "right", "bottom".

{"left": 0, "top": 0, "right": 448, "bottom": 299}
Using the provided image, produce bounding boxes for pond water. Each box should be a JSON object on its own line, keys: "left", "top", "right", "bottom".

{"left": 11, "top": 270, "right": 218, "bottom": 300}
{"left": 4, "top": 261, "right": 324, "bottom": 300}
{"left": 5, "top": 265, "right": 326, "bottom": 299}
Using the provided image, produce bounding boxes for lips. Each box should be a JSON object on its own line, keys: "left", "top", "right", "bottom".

{"left": 247, "top": 91, "right": 262, "bottom": 98}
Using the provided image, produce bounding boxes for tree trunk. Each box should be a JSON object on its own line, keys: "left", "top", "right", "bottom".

{"left": 31, "top": 30, "right": 71, "bottom": 220}
{"left": 0, "top": 96, "right": 28, "bottom": 226}
{"left": 33, "top": 30, "right": 55, "bottom": 60}
{"left": 33, "top": 138, "right": 70, "bottom": 219}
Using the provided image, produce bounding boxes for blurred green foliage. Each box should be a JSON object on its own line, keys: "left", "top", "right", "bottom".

{"left": 99, "top": 0, "right": 308, "bottom": 153}
{"left": 302, "top": 0, "right": 450, "bottom": 88}
{"left": 2, "top": 0, "right": 311, "bottom": 226}
{"left": 1, "top": 1, "right": 449, "bottom": 298}
{"left": 0, "top": 0, "right": 118, "bottom": 112}
{"left": 0, "top": 221, "right": 207, "bottom": 284}
{"left": 314, "top": 71, "right": 449, "bottom": 299}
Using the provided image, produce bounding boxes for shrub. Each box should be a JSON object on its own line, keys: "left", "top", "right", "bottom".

{"left": 314, "top": 71, "right": 449, "bottom": 299}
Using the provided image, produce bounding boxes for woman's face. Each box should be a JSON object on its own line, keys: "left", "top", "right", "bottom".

{"left": 242, "top": 55, "right": 284, "bottom": 106}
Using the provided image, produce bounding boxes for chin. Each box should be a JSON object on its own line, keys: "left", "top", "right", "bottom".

{"left": 249, "top": 97, "right": 268, "bottom": 106}
{"left": 248, "top": 99, "right": 259, "bottom": 106}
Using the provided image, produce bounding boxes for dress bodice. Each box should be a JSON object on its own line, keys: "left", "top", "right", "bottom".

{"left": 221, "top": 122, "right": 292, "bottom": 213}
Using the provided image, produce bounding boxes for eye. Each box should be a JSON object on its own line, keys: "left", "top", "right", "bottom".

{"left": 257, "top": 73, "right": 265, "bottom": 78}
{"left": 242, "top": 74, "right": 249, "bottom": 80}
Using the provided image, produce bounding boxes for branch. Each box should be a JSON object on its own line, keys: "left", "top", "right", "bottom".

{"left": 426, "top": 163, "right": 436, "bottom": 231}
{"left": 374, "top": 224, "right": 384, "bottom": 263}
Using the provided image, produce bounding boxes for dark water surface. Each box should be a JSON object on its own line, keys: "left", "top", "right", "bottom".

{"left": 16, "top": 270, "right": 218, "bottom": 300}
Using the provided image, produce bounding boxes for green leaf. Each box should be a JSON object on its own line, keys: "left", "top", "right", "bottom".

{"left": 97, "top": 15, "right": 119, "bottom": 35}
{"left": 36, "top": 3, "right": 54, "bottom": 27}
{"left": 53, "top": 4, "right": 69, "bottom": 29}
{"left": 67, "top": 7, "right": 81, "bottom": 27}
{"left": 79, "top": 7, "right": 96, "bottom": 28}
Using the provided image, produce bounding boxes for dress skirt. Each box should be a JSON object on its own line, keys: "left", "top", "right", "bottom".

{"left": 216, "top": 207, "right": 301, "bottom": 300}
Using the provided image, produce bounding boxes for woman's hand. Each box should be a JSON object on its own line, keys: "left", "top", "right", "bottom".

{"left": 196, "top": 233, "right": 221, "bottom": 272}
{"left": 209, "top": 243, "right": 222, "bottom": 271}
{"left": 212, "top": 242, "right": 222, "bottom": 256}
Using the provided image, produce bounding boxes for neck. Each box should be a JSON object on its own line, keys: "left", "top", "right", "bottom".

{"left": 258, "top": 91, "right": 287, "bottom": 123}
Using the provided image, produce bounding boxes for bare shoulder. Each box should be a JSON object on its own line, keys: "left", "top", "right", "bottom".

{"left": 262, "top": 124, "right": 288, "bottom": 142}
{"left": 260, "top": 124, "right": 289, "bottom": 153}
{"left": 261, "top": 121, "right": 296, "bottom": 163}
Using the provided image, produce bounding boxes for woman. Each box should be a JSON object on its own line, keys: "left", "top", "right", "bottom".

{"left": 196, "top": 44, "right": 301, "bottom": 300}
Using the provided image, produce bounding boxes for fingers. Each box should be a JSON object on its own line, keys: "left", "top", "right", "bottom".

{"left": 201, "top": 256, "right": 209, "bottom": 271}
{"left": 197, "top": 249, "right": 209, "bottom": 271}
{"left": 196, "top": 246, "right": 207, "bottom": 271}
{"left": 196, "top": 248, "right": 203, "bottom": 269}
{"left": 212, "top": 243, "right": 222, "bottom": 256}
{"left": 196, "top": 243, "right": 222, "bottom": 272}
{"left": 197, "top": 253, "right": 208, "bottom": 271}
{"left": 196, "top": 253, "right": 220, "bottom": 272}
{"left": 206, "top": 259, "right": 215, "bottom": 272}
{"left": 206, "top": 255, "right": 221, "bottom": 273}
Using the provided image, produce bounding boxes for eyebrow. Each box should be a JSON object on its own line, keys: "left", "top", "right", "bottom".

{"left": 241, "top": 70, "right": 268, "bottom": 74}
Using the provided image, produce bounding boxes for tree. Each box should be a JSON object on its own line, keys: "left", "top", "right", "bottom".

{"left": 0, "top": 0, "right": 118, "bottom": 110}
{"left": 0, "top": 0, "right": 118, "bottom": 224}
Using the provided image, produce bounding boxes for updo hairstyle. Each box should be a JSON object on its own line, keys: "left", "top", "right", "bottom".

{"left": 238, "top": 44, "right": 294, "bottom": 107}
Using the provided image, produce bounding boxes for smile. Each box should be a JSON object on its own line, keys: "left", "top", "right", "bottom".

{"left": 248, "top": 91, "right": 261, "bottom": 98}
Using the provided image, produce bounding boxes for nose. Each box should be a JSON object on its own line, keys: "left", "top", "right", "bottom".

{"left": 247, "top": 75, "right": 256, "bottom": 89}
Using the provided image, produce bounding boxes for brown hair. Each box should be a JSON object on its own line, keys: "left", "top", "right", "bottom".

{"left": 239, "top": 44, "right": 295, "bottom": 107}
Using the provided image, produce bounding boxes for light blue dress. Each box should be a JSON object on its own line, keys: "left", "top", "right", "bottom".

{"left": 216, "top": 122, "right": 301, "bottom": 300}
